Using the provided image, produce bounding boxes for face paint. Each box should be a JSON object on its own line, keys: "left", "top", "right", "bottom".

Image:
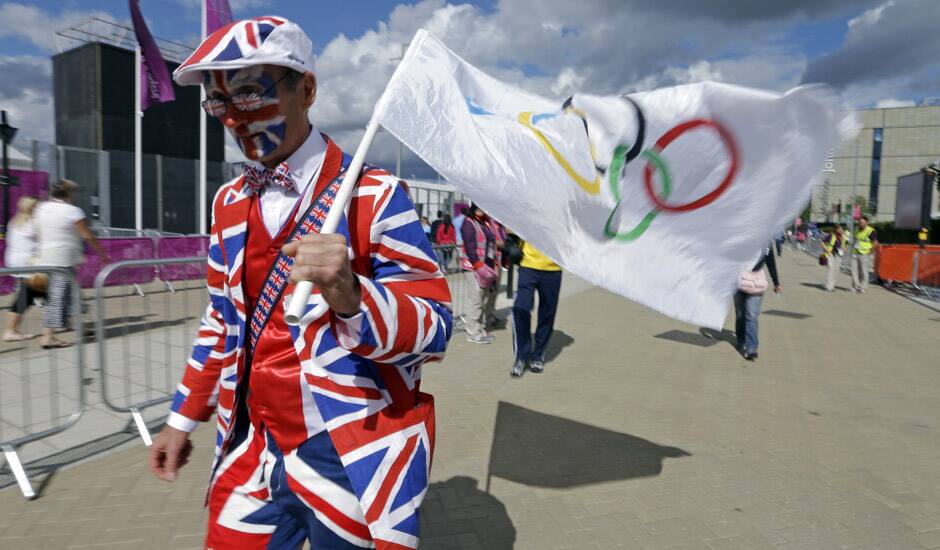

{"left": 205, "top": 67, "right": 289, "bottom": 161}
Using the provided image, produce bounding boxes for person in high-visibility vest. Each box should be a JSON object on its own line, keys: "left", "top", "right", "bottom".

{"left": 918, "top": 226, "right": 929, "bottom": 248}
{"left": 822, "top": 224, "right": 846, "bottom": 292}
{"left": 851, "top": 216, "right": 879, "bottom": 293}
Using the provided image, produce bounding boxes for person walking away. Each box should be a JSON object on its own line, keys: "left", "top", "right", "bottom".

{"left": 734, "top": 243, "right": 781, "bottom": 361}
{"left": 460, "top": 203, "right": 498, "bottom": 343}
{"left": 850, "top": 216, "right": 878, "bottom": 293}
{"left": 3, "top": 196, "right": 43, "bottom": 341}
{"left": 822, "top": 224, "right": 846, "bottom": 292}
{"left": 485, "top": 217, "right": 507, "bottom": 329}
{"left": 454, "top": 205, "right": 467, "bottom": 246}
{"left": 33, "top": 180, "right": 108, "bottom": 349}
{"left": 775, "top": 231, "right": 785, "bottom": 256}
{"left": 148, "top": 17, "right": 451, "bottom": 548}
{"left": 435, "top": 214, "right": 457, "bottom": 271}
{"left": 429, "top": 210, "right": 444, "bottom": 244}
{"left": 510, "top": 241, "right": 562, "bottom": 377}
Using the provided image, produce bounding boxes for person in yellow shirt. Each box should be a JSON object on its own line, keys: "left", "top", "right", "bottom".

{"left": 850, "top": 216, "right": 879, "bottom": 294}
{"left": 510, "top": 241, "right": 562, "bottom": 377}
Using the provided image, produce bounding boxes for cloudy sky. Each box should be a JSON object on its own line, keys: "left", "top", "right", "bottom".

{"left": 1, "top": 0, "right": 938, "bottom": 177}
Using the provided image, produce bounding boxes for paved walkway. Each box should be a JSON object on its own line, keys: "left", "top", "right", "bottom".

{"left": 1, "top": 252, "right": 940, "bottom": 549}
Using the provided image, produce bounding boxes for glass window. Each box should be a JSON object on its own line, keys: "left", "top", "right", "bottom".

{"left": 873, "top": 128, "right": 883, "bottom": 142}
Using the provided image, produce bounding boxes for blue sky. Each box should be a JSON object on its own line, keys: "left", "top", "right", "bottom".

{"left": 1, "top": 0, "right": 937, "bottom": 172}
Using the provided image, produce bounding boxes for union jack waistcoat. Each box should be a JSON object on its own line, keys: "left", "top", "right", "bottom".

{"left": 168, "top": 138, "right": 453, "bottom": 548}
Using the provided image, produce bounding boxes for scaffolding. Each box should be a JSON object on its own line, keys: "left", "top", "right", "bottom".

{"left": 54, "top": 17, "right": 195, "bottom": 63}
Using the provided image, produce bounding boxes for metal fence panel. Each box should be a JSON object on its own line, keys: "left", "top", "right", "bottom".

{"left": 0, "top": 267, "right": 85, "bottom": 499}
{"left": 94, "top": 258, "right": 205, "bottom": 445}
{"left": 913, "top": 250, "right": 940, "bottom": 300}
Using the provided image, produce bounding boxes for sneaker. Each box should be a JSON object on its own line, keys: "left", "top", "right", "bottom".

{"left": 511, "top": 359, "right": 526, "bottom": 377}
{"left": 744, "top": 352, "right": 758, "bottom": 361}
{"left": 467, "top": 334, "right": 494, "bottom": 344}
{"left": 529, "top": 359, "right": 545, "bottom": 373}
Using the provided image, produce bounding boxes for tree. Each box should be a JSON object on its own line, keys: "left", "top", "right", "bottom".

{"left": 800, "top": 201, "right": 812, "bottom": 224}
{"left": 849, "top": 195, "right": 875, "bottom": 218}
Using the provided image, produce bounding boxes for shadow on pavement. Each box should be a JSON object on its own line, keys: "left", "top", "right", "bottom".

{"left": 698, "top": 327, "right": 739, "bottom": 350}
{"left": 420, "top": 476, "right": 516, "bottom": 549}
{"left": 486, "top": 402, "right": 690, "bottom": 491}
{"left": 85, "top": 317, "right": 196, "bottom": 342}
{"left": 800, "top": 282, "right": 850, "bottom": 292}
{"left": 655, "top": 329, "right": 720, "bottom": 348}
{"left": 0, "top": 417, "right": 165, "bottom": 497}
{"left": 543, "top": 330, "right": 574, "bottom": 362}
{"left": 763, "top": 309, "right": 812, "bottom": 320}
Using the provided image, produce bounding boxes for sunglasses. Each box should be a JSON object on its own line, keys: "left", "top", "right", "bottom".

{"left": 201, "top": 73, "right": 290, "bottom": 118}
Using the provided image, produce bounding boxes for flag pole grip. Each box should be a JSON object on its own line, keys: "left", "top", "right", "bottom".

{"left": 285, "top": 117, "right": 381, "bottom": 324}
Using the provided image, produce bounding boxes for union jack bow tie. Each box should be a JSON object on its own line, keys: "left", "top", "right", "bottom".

{"left": 243, "top": 163, "right": 296, "bottom": 192}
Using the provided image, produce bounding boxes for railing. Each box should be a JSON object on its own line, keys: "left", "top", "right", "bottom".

{"left": 0, "top": 267, "right": 85, "bottom": 499}
{"left": 94, "top": 258, "right": 205, "bottom": 446}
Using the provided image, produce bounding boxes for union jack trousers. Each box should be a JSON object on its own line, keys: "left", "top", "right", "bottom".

{"left": 169, "top": 137, "right": 453, "bottom": 548}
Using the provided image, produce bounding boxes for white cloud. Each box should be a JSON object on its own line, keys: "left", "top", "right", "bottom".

{"left": 875, "top": 98, "right": 916, "bottom": 109}
{"left": 0, "top": 3, "right": 116, "bottom": 52}
{"left": 0, "top": 55, "right": 53, "bottom": 143}
{"left": 305, "top": 0, "right": 818, "bottom": 170}
{"left": 847, "top": 0, "right": 894, "bottom": 29}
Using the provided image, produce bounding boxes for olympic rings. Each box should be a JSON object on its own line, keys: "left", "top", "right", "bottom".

{"left": 518, "top": 111, "right": 601, "bottom": 195}
{"left": 604, "top": 149, "right": 671, "bottom": 241}
{"left": 642, "top": 119, "right": 738, "bottom": 213}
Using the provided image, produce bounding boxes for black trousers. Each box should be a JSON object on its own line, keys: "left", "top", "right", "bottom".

{"left": 511, "top": 267, "right": 562, "bottom": 361}
{"left": 9, "top": 279, "right": 46, "bottom": 315}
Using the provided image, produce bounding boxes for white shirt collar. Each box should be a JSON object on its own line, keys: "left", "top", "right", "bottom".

{"left": 248, "top": 126, "right": 327, "bottom": 196}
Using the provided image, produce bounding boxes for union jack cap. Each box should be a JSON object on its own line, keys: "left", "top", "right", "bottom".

{"left": 174, "top": 16, "right": 314, "bottom": 86}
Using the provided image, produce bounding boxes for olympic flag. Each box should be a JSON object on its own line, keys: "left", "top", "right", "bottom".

{"left": 128, "top": 0, "right": 175, "bottom": 110}
{"left": 374, "top": 30, "right": 844, "bottom": 328}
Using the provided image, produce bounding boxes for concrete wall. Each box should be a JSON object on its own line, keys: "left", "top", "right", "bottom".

{"left": 811, "top": 105, "right": 940, "bottom": 223}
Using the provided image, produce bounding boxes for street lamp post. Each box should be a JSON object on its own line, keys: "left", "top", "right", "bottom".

{"left": 0, "top": 110, "right": 20, "bottom": 239}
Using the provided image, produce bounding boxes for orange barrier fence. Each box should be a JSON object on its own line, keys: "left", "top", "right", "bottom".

{"left": 875, "top": 244, "right": 940, "bottom": 284}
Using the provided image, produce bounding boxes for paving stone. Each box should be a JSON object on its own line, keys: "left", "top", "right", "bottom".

{"left": 0, "top": 255, "right": 939, "bottom": 548}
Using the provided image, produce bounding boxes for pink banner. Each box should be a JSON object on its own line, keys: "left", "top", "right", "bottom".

{"left": 78, "top": 238, "right": 155, "bottom": 288}
{"left": 157, "top": 236, "right": 209, "bottom": 281}
{"left": 1, "top": 234, "right": 211, "bottom": 296}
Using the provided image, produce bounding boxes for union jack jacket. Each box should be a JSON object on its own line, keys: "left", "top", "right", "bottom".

{"left": 169, "top": 138, "right": 453, "bottom": 547}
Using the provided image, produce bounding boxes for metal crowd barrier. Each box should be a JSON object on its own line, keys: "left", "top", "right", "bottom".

{"left": 433, "top": 245, "right": 468, "bottom": 332}
{"left": 912, "top": 250, "right": 940, "bottom": 300}
{"left": 0, "top": 266, "right": 84, "bottom": 499}
{"left": 94, "top": 258, "right": 205, "bottom": 446}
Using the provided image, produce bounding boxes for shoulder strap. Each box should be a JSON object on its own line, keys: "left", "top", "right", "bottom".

{"left": 247, "top": 154, "right": 355, "bottom": 348}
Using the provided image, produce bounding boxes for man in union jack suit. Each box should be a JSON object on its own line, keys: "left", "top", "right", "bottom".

{"left": 147, "top": 16, "right": 452, "bottom": 549}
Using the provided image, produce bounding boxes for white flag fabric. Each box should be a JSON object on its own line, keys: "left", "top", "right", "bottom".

{"left": 376, "top": 30, "right": 843, "bottom": 328}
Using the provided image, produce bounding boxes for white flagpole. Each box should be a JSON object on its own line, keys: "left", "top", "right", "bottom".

{"left": 199, "top": 0, "right": 208, "bottom": 234}
{"left": 284, "top": 117, "right": 381, "bottom": 324}
{"left": 284, "top": 30, "right": 427, "bottom": 325}
{"left": 135, "top": 46, "right": 143, "bottom": 232}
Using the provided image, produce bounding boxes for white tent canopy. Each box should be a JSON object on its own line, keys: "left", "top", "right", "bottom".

{"left": 4, "top": 145, "right": 32, "bottom": 170}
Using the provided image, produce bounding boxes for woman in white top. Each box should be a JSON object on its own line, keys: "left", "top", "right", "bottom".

{"left": 33, "top": 180, "right": 108, "bottom": 348}
{"left": 3, "top": 196, "right": 43, "bottom": 341}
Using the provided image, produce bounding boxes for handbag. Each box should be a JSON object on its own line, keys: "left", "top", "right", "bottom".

{"left": 25, "top": 273, "right": 48, "bottom": 292}
{"left": 818, "top": 254, "right": 828, "bottom": 266}
{"left": 737, "top": 269, "right": 768, "bottom": 295}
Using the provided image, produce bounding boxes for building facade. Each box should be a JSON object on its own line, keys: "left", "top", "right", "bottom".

{"left": 811, "top": 105, "right": 940, "bottom": 224}
{"left": 52, "top": 42, "right": 227, "bottom": 234}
